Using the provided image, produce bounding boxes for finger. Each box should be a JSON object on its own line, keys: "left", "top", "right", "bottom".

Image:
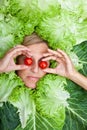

{"left": 57, "top": 49, "right": 72, "bottom": 64}
{"left": 7, "top": 45, "right": 31, "bottom": 54}
{"left": 43, "top": 52, "right": 53, "bottom": 57}
{"left": 57, "top": 49, "right": 69, "bottom": 59}
{"left": 12, "top": 50, "right": 32, "bottom": 58}
{"left": 14, "top": 45, "right": 28, "bottom": 48}
{"left": 13, "top": 45, "right": 30, "bottom": 49}
{"left": 12, "top": 52, "right": 24, "bottom": 58}
{"left": 42, "top": 55, "right": 64, "bottom": 63}
{"left": 7, "top": 47, "right": 31, "bottom": 58}
{"left": 43, "top": 68, "right": 56, "bottom": 74}
{"left": 48, "top": 49, "right": 63, "bottom": 57}
{"left": 42, "top": 56, "right": 57, "bottom": 61}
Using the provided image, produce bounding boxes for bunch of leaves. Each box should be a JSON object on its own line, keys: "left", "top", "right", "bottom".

{"left": 57, "top": 0, "right": 87, "bottom": 20}
{"left": 7, "top": 75, "right": 67, "bottom": 130}
{"left": 0, "top": 72, "right": 23, "bottom": 106}
{"left": 1, "top": 0, "right": 87, "bottom": 58}
{"left": 0, "top": 11, "right": 35, "bottom": 58}
{"left": 7, "top": 0, "right": 60, "bottom": 20}
{"left": 0, "top": 41, "right": 87, "bottom": 130}
{"left": 0, "top": 0, "right": 87, "bottom": 130}
{"left": 34, "top": 74, "right": 68, "bottom": 116}
{"left": 8, "top": 86, "right": 34, "bottom": 128}
{"left": 63, "top": 41, "right": 87, "bottom": 130}
{"left": 36, "top": 10, "right": 87, "bottom": 51}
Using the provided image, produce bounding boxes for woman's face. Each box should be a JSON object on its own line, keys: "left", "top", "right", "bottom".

{"left": 17, "top": 43, "right": 49, "bottom": 89}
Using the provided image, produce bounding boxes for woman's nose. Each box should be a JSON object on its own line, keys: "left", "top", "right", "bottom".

{"left": 31, "top": 62, "right": 39, "bottom": 73}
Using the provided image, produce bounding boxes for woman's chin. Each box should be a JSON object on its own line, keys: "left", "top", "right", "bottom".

{"left": 25, "top": 82, "right": 37, "bottom": 89}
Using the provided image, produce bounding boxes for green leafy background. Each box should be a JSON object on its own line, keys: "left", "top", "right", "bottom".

{"left": 0, "top": 0, "right": 87, "bottom": 130}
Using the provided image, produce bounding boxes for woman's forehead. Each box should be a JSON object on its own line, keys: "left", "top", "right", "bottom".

{"left": 27, "top": 43, "right": 48, "bottom": 53}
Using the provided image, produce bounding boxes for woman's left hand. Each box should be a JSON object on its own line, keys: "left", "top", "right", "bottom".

{"left": 42, "top": 48, "right": 76, "bottom": 78}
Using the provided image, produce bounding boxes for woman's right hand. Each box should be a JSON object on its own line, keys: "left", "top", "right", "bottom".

{"left": 0, "top": 45, "right": 31, "bottom": 73}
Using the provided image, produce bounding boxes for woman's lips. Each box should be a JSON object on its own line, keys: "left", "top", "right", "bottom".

{"left": 27, "top": 76, "right": 40, "bottom": 81}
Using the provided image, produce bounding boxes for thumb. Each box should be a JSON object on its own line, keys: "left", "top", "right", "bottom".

{"left": 14, "top": 65, "right": 28, "bottom": 70}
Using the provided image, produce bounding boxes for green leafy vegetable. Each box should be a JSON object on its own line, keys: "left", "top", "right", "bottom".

{"left": 63, "top": 41, "right": 87, "bottom": 130}
{"left": 8, "top": 75, "right": 67, "bottom": 130}
{"left": 0, "top": 1, "right": 87, "bottom": 130}
{"left": 0, "top": 72, "right": 23, "bottom": 106}
{"left": 7, "top": 0, "right": 60, "bottom": 19}
{"left": 15, "top": 111, "right": 63, "bottom": 130}
{"left": 8, "top": 86, "right": 34, "bottom": 128}
{"left": 67, "top": 51, "right": 83, "bottom": 70}
{"left": 0, "top": 102, "right": 20, "bottom": 130}
{"left": 35, "top": 74, "right": 68, "bottom": 116}
{"left": 63, "top": 79, "right": 87, "bottom": 130}
{"left": 57, "top": 0, "right": 87, "bottom": 20}
{"left": 36, "top": 15, "right": 76, "bottom": 50}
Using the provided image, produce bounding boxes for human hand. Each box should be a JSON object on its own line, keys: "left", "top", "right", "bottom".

{"left": 42, "top": 49, "right": 76, "bottom": 78}
{"left": 0, "top": 45, "right": 31, "bottom": 73}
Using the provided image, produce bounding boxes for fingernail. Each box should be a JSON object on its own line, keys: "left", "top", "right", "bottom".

{"left": 28, "top": 52, "right": 32, "bottom": 56}
{"left": 42, "top": 59, "right": 45, "bottom": 61}
{"left": 43, "top": 54, "right": 46, "bottom": 56}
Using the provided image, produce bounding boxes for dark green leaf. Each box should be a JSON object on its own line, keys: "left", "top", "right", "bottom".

{"left": 0, "top": 102, "right": 20, "bottom": 130}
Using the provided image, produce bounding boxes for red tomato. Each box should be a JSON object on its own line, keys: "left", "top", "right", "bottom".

{"left": 39, "top": 61, "right": 48, "bottom": 69}
{"left": 24, "top": 57, "right": 33, "bottom": 66}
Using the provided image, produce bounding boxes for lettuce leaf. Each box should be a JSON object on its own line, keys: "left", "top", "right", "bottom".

{"left": 8, "top": 86, "right": 34, "bottom": 128}
{"left": 0, "top": 72, "right": 23, "bottom": 106}
{"left": 7, "top": 0, "right": 60, "bottom": 19}
{"left": 36, "top": 15, "right": 76, "bottom": 51}
{"left": 36, "top": 11, "right": 87, "bottom": 51}
{"left": 57, "top": 0, "right": 87, "bottom": 20}
{"left": 15, "top": 111, "right": 64, "bottom": 130}
{"left": 0, "top": 13, "right": 34, "bottom": 57}
{"left": 35, "top": 74, "right": 68, "bottom": 116}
